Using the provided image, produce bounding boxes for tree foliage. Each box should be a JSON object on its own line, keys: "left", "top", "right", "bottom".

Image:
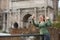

{"left": 52, "top": 15, "right": 60, "bottom": 28}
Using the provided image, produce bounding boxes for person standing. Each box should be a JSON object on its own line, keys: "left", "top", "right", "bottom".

{"left": 32, "top": 14, "right": 52, "bottom": 40}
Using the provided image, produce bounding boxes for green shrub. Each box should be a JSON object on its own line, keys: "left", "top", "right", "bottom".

{"left": 52, "top": 15, "right": 60, "bottom": 28}
{"left": 52, "top": 22, "right": 60, "bottom": 28}
{"left": 57, "top": 15, "right": 60, "bottom": 21}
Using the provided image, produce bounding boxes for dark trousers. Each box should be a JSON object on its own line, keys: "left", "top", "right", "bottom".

{"left": 40, "top": 34, "right": 50, "bottom": 40}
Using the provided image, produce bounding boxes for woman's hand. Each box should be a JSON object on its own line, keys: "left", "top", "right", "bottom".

{"left": 46, "top": 17, "right": 49, "bottom": 20}
{"left": 45, "top": 17, "right": 50, "bottom": 21}
{"left": 32, "top": 14, "right": 36, "bottom": 19}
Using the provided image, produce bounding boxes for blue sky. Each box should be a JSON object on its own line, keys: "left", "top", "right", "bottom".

{"left": 58, "top": 0, "right": 60, "bottom": 8}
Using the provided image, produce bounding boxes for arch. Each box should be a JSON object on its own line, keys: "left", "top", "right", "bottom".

{"left": 23, "top": 14, "right": 32, "bottom": 27}
{"left": 13, "top": 22, "right": 18, "bottom": 29}
{"left": 23, "top": 14, "right": 31, "bottom": 22}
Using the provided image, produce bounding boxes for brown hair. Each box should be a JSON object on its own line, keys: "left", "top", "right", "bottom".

{"left": 39, "top": 15, "right": 45, "bottom": 21}
{"left": 43, "top": 15, "right": 45, "bottom": 21}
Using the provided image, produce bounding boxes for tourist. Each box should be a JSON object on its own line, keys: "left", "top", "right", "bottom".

{"left": 32, "top": 14, "right": 52, "bottom": 40}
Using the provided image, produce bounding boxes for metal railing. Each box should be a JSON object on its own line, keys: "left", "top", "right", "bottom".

{"left": 0, "top": 34, "right": 44, "bottom": 40}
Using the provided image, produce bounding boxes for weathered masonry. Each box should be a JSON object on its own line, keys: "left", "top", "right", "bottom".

{"left": 0, "top": 0, "right": 59, "bottom": 32}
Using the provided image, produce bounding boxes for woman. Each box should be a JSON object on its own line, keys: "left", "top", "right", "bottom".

{"left": 32, "top": 14, "right": 52, "bottom": 40}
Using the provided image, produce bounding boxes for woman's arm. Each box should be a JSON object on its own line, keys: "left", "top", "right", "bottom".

{"left": 32, "top": 14, "right": 39, "bottom": 27}
{"left": 45, "top": 17, "right": 52, "bottom": 27}
{"left": 46, "top": 19, "right": 52, "bottom": 27}
{"left": 32, "top": 19, "right": 39, "bottom": 27}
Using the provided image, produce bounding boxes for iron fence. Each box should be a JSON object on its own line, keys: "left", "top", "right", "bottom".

{"left": 0, "top": 34, "right": 44, "bottom": 40}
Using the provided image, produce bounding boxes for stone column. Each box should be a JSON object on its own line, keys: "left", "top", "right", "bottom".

{"left": 2, "top": 13, "right": 6, "bottom": 32}
{"left": 20, "top": 9, "right": 23, "bottom": 28}
{"left": 48, "top": 8, "right": 50, "bottom": 16}
{"left": 6, "top": 13, "right": 9, "bottom": 32}
{"left": 6, "top": 12, "right": 11, "bottom": 32}
{"left": 34, "top": 8, "right": 37, "bottom": 21}
{"left": 17, "top": 9, "right": 20, "bottom": 28}
{"left": 45, "top": 7, "right": 47, "bottom": 21}
{"left": 49, "top": 8, "right": 54, "bottom": 23}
